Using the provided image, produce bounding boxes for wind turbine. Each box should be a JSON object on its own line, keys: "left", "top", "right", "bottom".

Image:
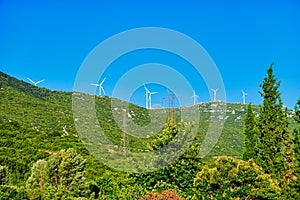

{"left": 242, "top": 89, "right": 248, "bottom": 104}
{"left": 191, "top": 90, "right": 198, "bottom": 105}
{"left": 144, "top": 85, "right": 150, "bottom": 109}
{"left": 211, "top": 88, "right": 218, "bottom": 102}
{"left": 144, "top": 84, "right": 157, "bottom": 109}
{"left": 91, "top": 77, "right": 106, "bottom": 96}
{"left": 27, "top": 78, "right": 44, "bottom": 86}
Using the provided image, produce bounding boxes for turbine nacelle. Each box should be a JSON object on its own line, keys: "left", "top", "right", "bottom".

{"left": 91, "top": 77, "right": 106, "bottom": 96}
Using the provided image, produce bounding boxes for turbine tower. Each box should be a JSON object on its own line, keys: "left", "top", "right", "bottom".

{"left": 211, "top": 88, "right": 218, "bottom": 102}
{"left": 191, "top": 90, "right": 198, "bottom": 105}
{"left": 144, "top": 85, "right": 150, "bottom": 109}
{"left": 27, "top": 78, "right": 44, "bottom": 86}
{"left": 148, "top": 91, "right": 158, "bottom": 109}
{"left": 91, "top": 77, "right": 106, "bottom": 96}
{"left": 242, "top": 89, "right": 248, "bottom": 104}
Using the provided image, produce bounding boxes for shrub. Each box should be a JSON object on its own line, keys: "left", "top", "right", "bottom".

{"left": 139, "top": 189, "right": 185, "bottom": 200}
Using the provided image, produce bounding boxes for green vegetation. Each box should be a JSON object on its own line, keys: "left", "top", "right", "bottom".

{"left": 140, "top": 190, "right": 185, "bottom": 200}
{"left": 290, "top": 99, "right": 300, "bottom": 197}
{"left": 26, "top": 148, "right": 91, "bottom": 199}
{"left": 0, "top": 64, "right": 299, "bottom": 199}
{"left": 242, "top": 63, "right": 300, "bottom": 198}
{"left": 242, "top": 104, "right": 257, "bottom": 160}
{"left": 255, "top": 63, "right": 293, "bottom": 178}
{"left": 193, "top": 156, "right": 281, "bottom": 199}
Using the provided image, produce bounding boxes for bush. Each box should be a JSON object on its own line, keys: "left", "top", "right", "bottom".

{"left": 139, "top": 189, "right": 185, "bottom": 200}
{"left": 0, "top": 185, "right": 28, "bottom": 200}
{"left": 97, "top": 171, "right": 147, "bottom": 199}
{"left": 193, "top": 156, "right": 281, "bottom": 199}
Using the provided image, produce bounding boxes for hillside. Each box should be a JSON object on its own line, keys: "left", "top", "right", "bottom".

{"left": 0, "top": 72, "right": 244, "bottom": 156}
{"left": 0, "top": 71, "right": 296, "bottom": 156}
{"left": 0, "top": 71, "right": 299, "bottom": 199}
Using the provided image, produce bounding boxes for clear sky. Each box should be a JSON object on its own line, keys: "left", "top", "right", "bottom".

{"left": 0, "top": 0, "right": 299, "bottom": 108}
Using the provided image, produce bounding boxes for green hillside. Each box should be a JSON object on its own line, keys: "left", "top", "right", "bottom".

{"left": 0, "top": 71, "right": 298, "bottom": 199}
{"left": 0, "top": 71, "right": 245, "bottom": 157}
{"left": 1, "top": 71, "right": 297, "bottom": 159}
{"left": 0, "top": 71, "right": 296, "bottom": 157}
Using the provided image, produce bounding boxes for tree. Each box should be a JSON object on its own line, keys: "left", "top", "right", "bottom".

{"left": 242, "top": 104, "right": 258, "bottom": 160}
{"left": 26, "top": 148, "right": 91, "bottom": 199}
{"left": 0, "top": 165, "right": 8, "bottom": 185}
{"left": 291, "top": 99, "right": 300, "bottom": 187}
{"left": 255, "top": 63, "right": 293, "bottom": 179}
{"left": 135, "top": 120, "right": 202, "bottom": 198}
{"left": 192, "top": 156, "right": 281, "bottom": 199}
{"left": 279, "top": 99, "right": 300, "bottom": 199}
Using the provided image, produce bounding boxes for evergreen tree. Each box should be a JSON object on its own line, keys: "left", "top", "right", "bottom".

{"left": 283, "top": 99, "right": 300, "bottom": 199}
{"left": 292, "top": 99, "right": 300, "bottom": 179}
{"left": 26, "top": 148, "right": 91, "bottom": 199}
{"left": 256, "top": 63, "right": 293, "bottom": 180}
{"left": 242, "top": 104, "right": 258, "bottom": 160}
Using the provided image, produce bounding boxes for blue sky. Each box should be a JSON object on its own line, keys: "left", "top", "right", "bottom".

{"left": 0, "top": 0, "right": 299, "bottom": 108}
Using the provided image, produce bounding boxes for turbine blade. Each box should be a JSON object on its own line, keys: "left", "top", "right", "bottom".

{"left": 100, "top": 77, "right": 106, "bottom": 85}
{"left": 100, "top": 86, "right": 105, "bottom": 95}
{"left": 144, "top": 84, "right": 150, "bottom": 93}
{"left": 36, "top": 80, "right": 44, "bottom": 84}
{"left": 27, "top": 78, "right": 35, "bottom": 84}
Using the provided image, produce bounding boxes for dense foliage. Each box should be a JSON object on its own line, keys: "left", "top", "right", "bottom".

{"left": 242, "top": 104, "right": 257, "bottom": 160}
{"left": 140, "top": 190, "right": 185, "bottom": 200}
{"left": 193, "top": 156, "right": 281, "bottom": 199}
{"left": 26, "top": 148, "right": 91, "bottom": 199}
{"left": 255, "top": 63, "right": 293, "bottom": 178}
{"left": 0, "top": 67, "right": 299, "bottom": 199}
{"left": 242, "top": 64, "right": 300, "bottom": 198}
{"left": 290, "top": 99, "right": 300, "bottom": 197}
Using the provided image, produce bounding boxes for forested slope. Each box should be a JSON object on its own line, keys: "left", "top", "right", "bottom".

{"left": 0, "top": 71, "right": 298, "bottom": 199}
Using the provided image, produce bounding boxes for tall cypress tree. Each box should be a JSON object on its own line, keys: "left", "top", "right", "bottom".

{"left": 242, "top": 104, "right": 258, "bottom": 160}
{"left": 292, "top": 99, "right": 300, "bottom": 178}
{"left": 256, "top": 63, "right": 293, "bottom": 179}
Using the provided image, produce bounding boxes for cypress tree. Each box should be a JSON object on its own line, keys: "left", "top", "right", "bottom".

{"left": 292, "top": 99, "right": 300, "bottom": 178}
{"left": 242, "top": 104, "right": 258, "bottom": 160}
{"left": 256, "top": 63, "right": 293, "bottom": 179}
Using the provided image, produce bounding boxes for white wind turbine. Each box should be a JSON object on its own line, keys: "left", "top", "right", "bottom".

{"left": 211, "top": 88, "right": 218, "bottom": 102}
{"left": 144, "top": 84, "right": 157, "bottom": 109}
{"left": 242, "top": 89, "right": 248, "bottom": 104}
{"left": 91, "top": 77, "right": 106, "bottom": 96}
{"left": 144, "top": 85, "right": 150, "bottom": 109}
{"left": 191, "top": 90, "right": 198, "bottom": 105}
{"left": 27, "top": 77, "right": 44, "bottom": 86}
